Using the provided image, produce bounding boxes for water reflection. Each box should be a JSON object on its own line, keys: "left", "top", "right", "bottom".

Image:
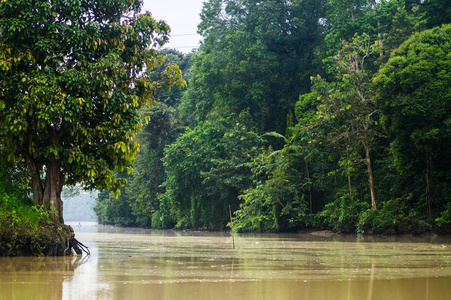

{"left": 0, "top": 256, "right": 85, "bottom": 300}
{"left": 0, "top": 223, "right": 450, "bottom": 300}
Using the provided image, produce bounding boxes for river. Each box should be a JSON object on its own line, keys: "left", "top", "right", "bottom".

{"left": 0, "top": 222, "right": 450, "bottom": 300}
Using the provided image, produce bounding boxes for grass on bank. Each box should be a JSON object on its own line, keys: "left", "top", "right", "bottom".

{"left": 0, "top": 184, "right": 59, "bottom": 256}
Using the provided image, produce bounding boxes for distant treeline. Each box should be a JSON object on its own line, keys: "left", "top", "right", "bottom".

{"left": 94, "top": 0, "right": 451, "bottom": 234}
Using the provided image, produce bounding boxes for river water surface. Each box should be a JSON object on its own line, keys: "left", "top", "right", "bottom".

{"left": 1, "top": 223, "right": 450, "bottom": 300}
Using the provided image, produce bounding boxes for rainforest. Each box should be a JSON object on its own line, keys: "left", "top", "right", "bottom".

{"left": 1, "top": 0, "right": 450, "bottom": 240}
{"left": 92, "top": 0, "right": 450, "bottom": 234}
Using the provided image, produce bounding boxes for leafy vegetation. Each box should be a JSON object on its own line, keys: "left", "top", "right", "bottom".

{"left": 0, "top": 159, "right": 62, "bottom": 256}
{"left": 0, "top": 0, "right": 185, "bottom": 224}
{"left": 94, "top": 0, "right": 449, "bottom": 235}
{"left": 1, "top": 0, "right": 449, "bottom": 237}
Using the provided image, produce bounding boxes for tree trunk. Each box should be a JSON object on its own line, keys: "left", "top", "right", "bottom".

{"left": 42, "top": 158, "right": 65, "bottom": 224}
{"left": 24, "top": 154, "right": 43, "bottom": 206}
{"left": 363, "top": 133, "right": 376, "bottom": 210}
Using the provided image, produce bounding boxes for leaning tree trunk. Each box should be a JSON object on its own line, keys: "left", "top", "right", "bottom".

{"left": 42, "top": 158, "right": 65, "bottom": 224}
{"left": 363, "top": 129, "right": 376, "bottom": 210}
{"left": 365, "top": 146, "right": 377, "bottom": 210}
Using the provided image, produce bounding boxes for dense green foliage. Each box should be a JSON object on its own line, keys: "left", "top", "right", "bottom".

{"left": 0, "top": 0, "right": 184, "bottom": 223}
{"left": 161, "top": 116, "right": 265, "bottom": 229}
{"left": 0, "top": 158, "right": 60, "bottom": 256}
{"left": 181, "top": 0, "right": 325, "bottom": 133}
{"left": 94, "top": 50, "right": 192, "bottom": 227}
{"left": 374, "top": 25, "right": 451, "bottom": 226}
{"left": 91, "top": 0, "right": 449, "bottom": 234}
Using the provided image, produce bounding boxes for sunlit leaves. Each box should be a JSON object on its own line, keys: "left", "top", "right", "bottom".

{"left": 0, "top": 0, "right": 185, "bottom": 207}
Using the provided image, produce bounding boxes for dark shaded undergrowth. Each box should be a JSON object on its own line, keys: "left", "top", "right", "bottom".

{"left": 0, "top": 166, "right": 85, "bottom": 257}
{"left": 0, "top": 196, "right": 83, "bottom": 256}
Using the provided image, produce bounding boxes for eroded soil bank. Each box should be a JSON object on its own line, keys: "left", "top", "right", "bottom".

{"left": 0, "top": 223, "right": 84, "bottom": 257}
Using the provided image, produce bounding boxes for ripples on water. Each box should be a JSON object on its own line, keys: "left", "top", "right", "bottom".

{"left": 1, "top": 222, "right": 450, "bottom": 300}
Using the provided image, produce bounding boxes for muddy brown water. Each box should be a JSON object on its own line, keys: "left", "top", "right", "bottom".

{"left": 1, "top": 223, "right": 450, "bottom": 300}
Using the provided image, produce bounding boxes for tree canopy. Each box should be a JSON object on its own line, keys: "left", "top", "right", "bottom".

{"left": 0, "top": 0, "right": 185, "bottom": 223}
{"left": 61, "top": 0, "right": 451, "bottom": 234}
{"left": 180, "top": 0, "right": 326, "bottom": 133}
{"left": 374, "top": 24, "right": 451, "bottom": 218}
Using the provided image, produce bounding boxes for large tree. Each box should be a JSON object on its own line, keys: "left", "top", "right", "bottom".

{"left": 374, "top": 24, "right": 451, "bottom": 219}
{"left": 0, "top": 0, "right": 185, "bottom": 223}
{"left": 181, "top": 0, "right": 326, "bottom": 133}
{"left": 317, "top": 34, "right": 381, "bottom": 209}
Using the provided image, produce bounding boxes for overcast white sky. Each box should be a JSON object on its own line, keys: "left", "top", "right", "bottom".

{"left": 141, "top": 0, "right": 206, "bottom": 53}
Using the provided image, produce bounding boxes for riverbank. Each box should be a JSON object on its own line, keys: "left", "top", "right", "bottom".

{"left": 91, "top": 221, "right": 450, "bottom": 243}
{"left": 0, "top": 223, "right": 80, "bottom": 257}
{"left": 0, "top": 203, "right": 84, "bottom": 257}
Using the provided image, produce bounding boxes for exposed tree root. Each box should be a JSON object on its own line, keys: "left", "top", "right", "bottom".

{"left": 67, "top": 237, "right": 90, "bottom": 256}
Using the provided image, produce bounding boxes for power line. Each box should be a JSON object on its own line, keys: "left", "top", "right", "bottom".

{"left": 170, "top": 33, "right": 199, "bottom": 36}
{"left": 161, "top": 45, "right": 199, "bottom": 49}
